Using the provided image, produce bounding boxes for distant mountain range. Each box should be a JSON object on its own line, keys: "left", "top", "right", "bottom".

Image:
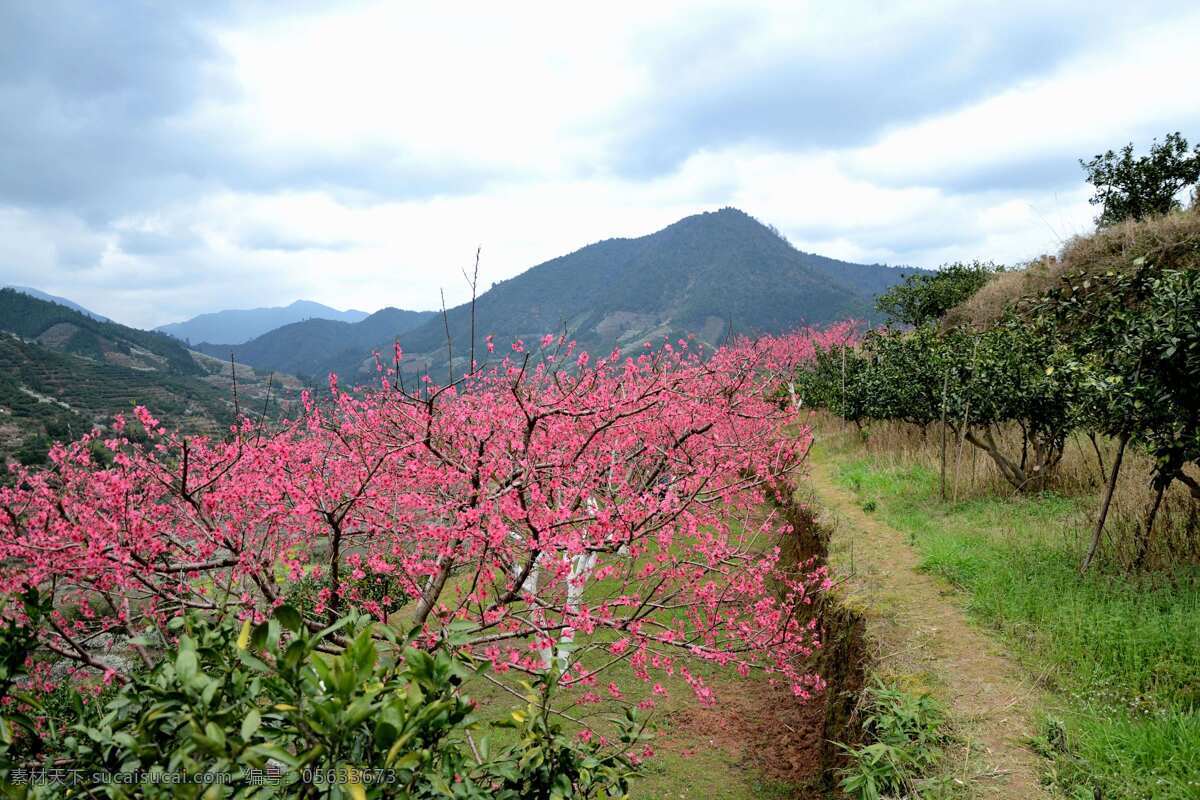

{"left": 211, "top": 208, "right": 926, "bottom": 383}
{"left": 157, "top": 300, "right": 373, "bottom": 345}
{"left": 193, "top": 308, "right": 437, "bottom": 379}
{"left": 4, "top": 285, "right": 110, "bottom": 322}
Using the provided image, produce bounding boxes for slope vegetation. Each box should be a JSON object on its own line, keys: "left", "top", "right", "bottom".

{"left": 0, "top": 290, "right": 291, "bottom": 463}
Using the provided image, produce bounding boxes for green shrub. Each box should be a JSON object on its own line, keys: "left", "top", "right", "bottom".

{"left": 875, "top": 261, "right": 1001, "bottom": 328}
{"left": 1, "top": 604, "right": 644, "bottom": 798}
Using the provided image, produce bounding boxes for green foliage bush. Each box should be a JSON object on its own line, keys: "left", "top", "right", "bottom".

{"left": 1038, "top": 258, "right": 1200, "bottom": 500}
{"left": 0, "top": 601, "right": 644, "bottom": 799}
{"left": 0, "top": 588, "right": 49, "bottom": 769}
{"left": 874, "top": 261, "right": 1000, "bottom": 328}
{"left": 795, "top": 320, "right": 1083, "bottom": 491}
{"left": 805, "top": 198, "right": 1200, "bottom": 564}
{"left": 1036, "top": 254, "right": 1200, "bottom": 568}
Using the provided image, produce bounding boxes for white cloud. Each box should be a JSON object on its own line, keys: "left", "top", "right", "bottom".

{"left": 1, "top": 1, "right": 1198, "bottom": 328}
{"left": 848, "top": 10, "right": 1200, "bottom": 188}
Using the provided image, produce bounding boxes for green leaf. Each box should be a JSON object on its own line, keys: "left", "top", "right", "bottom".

{"left": 205, "top": 721, "right": 227, "bottom": 749}
{"left": 201, "top": 677, "right": 220, "bottom": 706}
{"left": 249, "top": 743, "right": 300, "bottom": 767}
{"left": 282, "top": 638, "right": 307, "bottom": 672}
{"left": 251, "top": 621, "right": 270, "bottom": 651}
{"left": 238, "top": 650, "right": 272, "bottom": 674}
{"left": 315, "top": 615, "right": 355, "bottom": 643}
{"left": 273, "top": 604, "right": 303, "bottom": 632}
{"left": 176, "top": 649, "right": 198, "bottom": 683}
{"left": 112, "top": 732, "right": 139, "bottom": 750}
{"left": 241, "top": 708, "right": 262, "bottom": 740}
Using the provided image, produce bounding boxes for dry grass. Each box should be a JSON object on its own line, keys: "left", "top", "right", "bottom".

{"left": 943, "top": 206, "right": 1200, "bottom": 331}
{"left": 1058, "top": 204, "right": 1200, "bottom": 275}
{"left": 831, "top": 414, "right": 1200, "bottom": 571}
{"left": 941, "top": 259, "right": 1060, "bottom": 331}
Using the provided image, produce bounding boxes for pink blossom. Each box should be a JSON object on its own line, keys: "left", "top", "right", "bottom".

{"left": 0, "top": 326, "right": 840, "bottom": 721}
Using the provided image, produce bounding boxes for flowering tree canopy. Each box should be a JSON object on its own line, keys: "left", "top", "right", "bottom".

{"left": 0, "top": 326, "right": 854, "bottom": 718}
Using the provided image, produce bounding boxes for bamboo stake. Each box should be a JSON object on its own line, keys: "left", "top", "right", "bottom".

{"left": 952, "top": 338, "right": 980, "bottom": 502}
{"left": 841, "top": 346, "right": 847, "bottom": 433}
{"left": 939, "top": 366, "right": 949, "bottom": 501}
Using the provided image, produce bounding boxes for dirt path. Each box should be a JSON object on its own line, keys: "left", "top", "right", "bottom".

{"left": 803, "top": 454, "right": 1049, "bottom": 799}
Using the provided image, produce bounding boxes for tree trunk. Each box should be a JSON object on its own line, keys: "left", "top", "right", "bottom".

{"left": 840, "top": 347, "right": 847, "bottom": 430}
{"left": 1081, "top": 432, "right": 1128, "bottom": 573}
{"left": 1134, "top": 482, "right": 1167, "bottom": 571}
{"left": 953, "top": 338, "right": 979, "bottom": 502}
{"left": 1018, "top": 421, "right": 1029, "bottom": 474}
{"left": 964, "top": 427, "right": 1027, "bottom": 491}
{"left": 327, "top": 517, "right": 343, "bottom": 620}
{"left": 412, "top": 555, "right": 455, "bottom": 628}
{"left": 1027, "top": 435, "right": 1063, "bottom": 493}
{"left": 556, "top": 551, "right": 598, "bottom": 671}
{"left": 1087, "top": 431, "right": 1107, "bottom": 486}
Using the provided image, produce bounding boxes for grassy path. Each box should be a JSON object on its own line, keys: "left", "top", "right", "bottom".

{"left": 803, "top": 446, "right": 1049, "bottom": 798}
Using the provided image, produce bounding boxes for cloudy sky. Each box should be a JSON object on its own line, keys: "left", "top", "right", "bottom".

{"left": 2, "top": 1, "right": 1198, "bottom": 328}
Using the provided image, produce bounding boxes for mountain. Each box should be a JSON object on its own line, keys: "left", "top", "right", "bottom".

{"left": 0, "top": 289, "right": 296, "bottom": 465}
{"left": 0, "top": 288, "right": 204, "bottom": 376}
{"left": 4, "top": 285, "right": 110, "bottom": 322}
{"left": 0, "top": 209, "right": 921, "bottom": 460}
{"left": 217, "top": 208, "right": 924, "bottom": 383}
{"left": 193, "top": 307, "right": 437, "bottom": 380}
{"left": 157, "top": 300, "right": 372, "bottom": 345}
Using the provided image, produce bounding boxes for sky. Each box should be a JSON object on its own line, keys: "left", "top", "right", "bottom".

{"left": 1, "top": 1, "right": 1198, "bottom": 329}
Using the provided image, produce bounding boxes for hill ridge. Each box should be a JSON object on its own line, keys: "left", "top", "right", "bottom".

{"left": 157, "top": 299, "right": 377, "bottom": 345}
{"left": 199, "top": 208, "right": 926, "bottom": 382}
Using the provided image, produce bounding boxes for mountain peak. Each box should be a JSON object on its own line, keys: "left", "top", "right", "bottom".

{"left": 182, "top": 210, "right": 926, "bottom": 383}
{"left": 660, "top": 207, "right": 792, "bottom": 242}
{"left": 157, "top": 301, "right": 374, "bottom": 345}
{"left": 690, "top": 206, "right": 763, "bottom": 223}
{"left": 215, "top": 210, "right": 923, "bottom": 383}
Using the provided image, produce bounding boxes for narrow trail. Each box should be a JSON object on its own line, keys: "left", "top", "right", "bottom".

{"left": 803, "top": 452, "right": 1049, "bottom": 799}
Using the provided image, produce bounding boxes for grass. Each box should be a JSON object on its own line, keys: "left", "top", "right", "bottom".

{"left": 461, "top": 654, "right": 801, "bottom": 800}
{"left": 818, "top": 438, "right": 1200, "bottom": 799}
{"left": 398, "top": 513, "right": 815, "bottom": 799}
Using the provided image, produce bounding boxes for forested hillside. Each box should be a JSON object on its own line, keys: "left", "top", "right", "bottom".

{"left": 194, "top": 306, "right": 436, "bottom": 381}
{"left": 0, "top": 290, "right": 293, "bottom": 463}
{"left": 0, "top": 289, "right": 201, "bottom": 374}
{"left": 214, "top": 208, "right": 923, "bottom": 382}
{"left": 3, "top": 285, "right": 110, "bottom": 321}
